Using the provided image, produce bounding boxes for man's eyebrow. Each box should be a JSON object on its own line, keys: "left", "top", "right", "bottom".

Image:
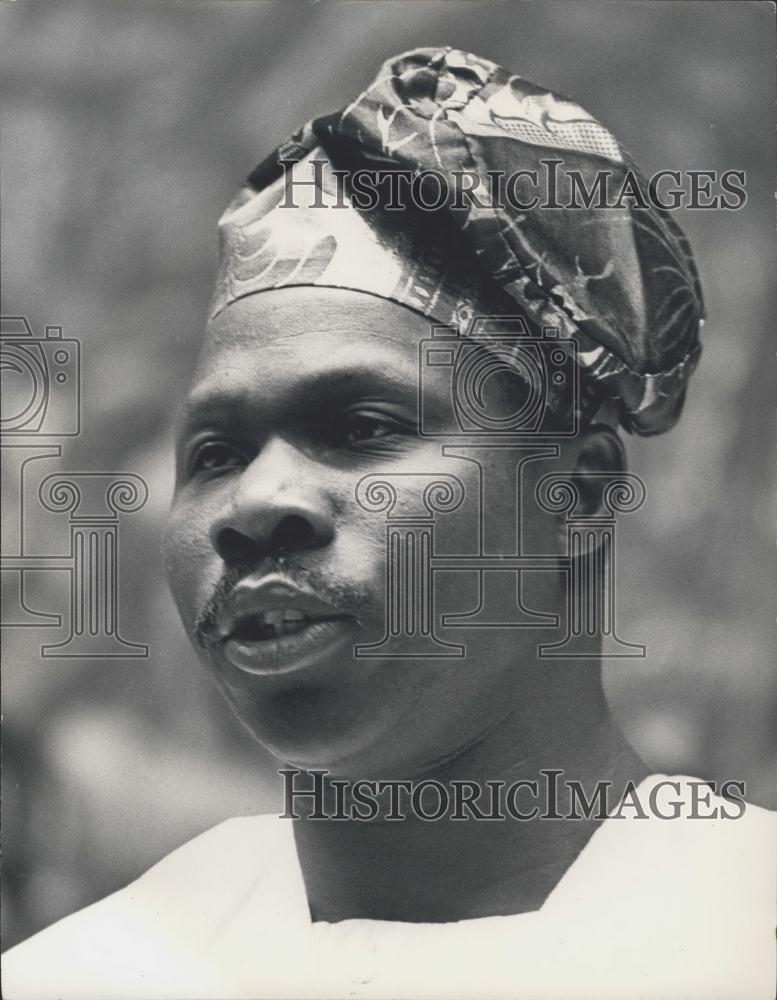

{"left": 180, "top": 362, "right": 420, "bottom": 430}
{"left": 292, "top": 365, "right": 420, "bottom": 403}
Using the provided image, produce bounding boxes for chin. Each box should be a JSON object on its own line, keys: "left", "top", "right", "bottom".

{"left": 221, "top": 678, "right": 404, "bottom": 776}
{"left": 210, "top": 644, "right": 518, "bottom": 778}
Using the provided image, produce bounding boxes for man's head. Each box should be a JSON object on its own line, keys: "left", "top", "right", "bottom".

{"left": 164, "top": 46, "right": 703, "bottom": 779}
{"left": 166, "top": 286, "right": 626, "bottom": 778}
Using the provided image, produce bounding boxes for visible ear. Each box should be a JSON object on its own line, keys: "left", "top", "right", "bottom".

{"left": 560, "top": 424, "right": 627, "bottom": 520}
{"left": 574, "top": 423, "right": 626, "bottom": 473}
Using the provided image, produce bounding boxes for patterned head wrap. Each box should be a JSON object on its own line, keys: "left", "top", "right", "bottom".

{"left": 212, "top": 47, "right": 704, "bottom": 435}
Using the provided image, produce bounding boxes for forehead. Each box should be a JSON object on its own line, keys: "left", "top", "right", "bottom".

{"left": 187, "top": 287, "right": 429, "bottom": 411}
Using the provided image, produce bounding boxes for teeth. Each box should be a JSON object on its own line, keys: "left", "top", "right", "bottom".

{"left": 229, "top": 607, "right": 331, "bottom": 643}
{"left": 263, "top": 609, "right": 307, "bottom": 627}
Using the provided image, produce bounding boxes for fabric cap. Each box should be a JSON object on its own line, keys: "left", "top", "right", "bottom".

{"left": 211, "top": 146, "right": 513, "bottom": 329}
{"left": 212, "top": 47, "right": 704, "bottom": 435}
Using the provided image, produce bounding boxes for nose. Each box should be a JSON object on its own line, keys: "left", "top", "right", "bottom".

{"left": 209, "top": 438, "right": 335, "bottom": 565}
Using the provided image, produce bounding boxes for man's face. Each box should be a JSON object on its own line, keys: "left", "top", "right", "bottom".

{"left": 165, "top": 287, "right": 564, "bottom": 778}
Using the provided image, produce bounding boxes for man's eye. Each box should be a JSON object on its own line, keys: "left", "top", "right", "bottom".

{"left": 188, "top": 440, "right": 247, "bottom": 477}
{"left": 339, "top": 413, "right": 405, "bottom": 447}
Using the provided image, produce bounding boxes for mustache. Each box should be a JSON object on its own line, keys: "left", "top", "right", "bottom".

{"left": 193, "top": 560, "right": 373, "bottom": 649}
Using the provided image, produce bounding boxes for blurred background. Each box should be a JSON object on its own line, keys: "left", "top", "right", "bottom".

{"left": 1, "top": 0, "right": 774, "bottom": 950}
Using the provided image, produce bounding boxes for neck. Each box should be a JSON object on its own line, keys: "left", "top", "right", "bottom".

{"left": 289, "top": 674, "right": 648, "bottom": 923}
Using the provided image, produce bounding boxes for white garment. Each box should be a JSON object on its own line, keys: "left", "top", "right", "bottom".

{"left": 3, "top": 775, "right": 775, "bottom": 1000}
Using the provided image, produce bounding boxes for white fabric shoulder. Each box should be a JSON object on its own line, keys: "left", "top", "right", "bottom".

{"left": 534, "top": 775, "right": 777, "bottom": 1000}
{"left": 1, "top": 814, "right": 293, "bottom": 1000}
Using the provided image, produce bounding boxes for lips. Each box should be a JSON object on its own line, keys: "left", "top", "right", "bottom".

{"left": 230, "top": 608, "right": 323, "bottom": 641}
{"left": 216, "top": 573, "right": 356, "bottom": 676}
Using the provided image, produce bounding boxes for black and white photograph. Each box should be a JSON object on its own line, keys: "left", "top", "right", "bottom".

{"left": 1, "top": 2, "right": 775, "bottom": 997}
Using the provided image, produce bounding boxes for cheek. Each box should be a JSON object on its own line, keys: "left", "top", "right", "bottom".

{"left": 332, "top": 518, "right": 385, "bottom": 588}
{"left": 162, "top": 498, "right": 218, "bottom": 626}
